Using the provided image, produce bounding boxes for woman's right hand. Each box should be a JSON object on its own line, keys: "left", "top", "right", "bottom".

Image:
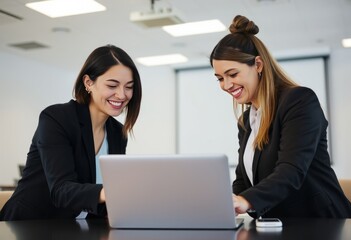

{"left": 233, "top": 194, "right": 252, "bottom": 215}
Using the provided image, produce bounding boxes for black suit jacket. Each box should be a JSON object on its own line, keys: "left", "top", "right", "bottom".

{"left": 0, "top": 100, "right": 127, "bottom": 220}
{"left": 233, "top": 87, "right": 351, "bottom": 218}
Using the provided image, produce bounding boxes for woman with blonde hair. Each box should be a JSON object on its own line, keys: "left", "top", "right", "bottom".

{"left": 210, "top": 15, "right": 351, "bottom": 218}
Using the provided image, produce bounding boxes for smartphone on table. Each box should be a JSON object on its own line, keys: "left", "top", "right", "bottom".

{"left": 256, "top": 218, "right": 283, "bottom": 227}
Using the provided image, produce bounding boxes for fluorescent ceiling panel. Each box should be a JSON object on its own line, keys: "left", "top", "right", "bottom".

{"left": 342, "top": 38, "right": 351, "bottom": 48}
{"left": 162, "top": 19, "right": 226, "bottom": 37}
{"left": 136, "top": 54, "right": 188, "bottom": 66}
{"left": 25, "top": 0, "right": 106, "bottom": 18}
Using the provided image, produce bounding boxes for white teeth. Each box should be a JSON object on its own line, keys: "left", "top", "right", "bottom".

{"left": 232, "top": 88, "right": 242, "bottom": 96}
{"left": 109, "top": 101, "right": 122, "bottom": 106}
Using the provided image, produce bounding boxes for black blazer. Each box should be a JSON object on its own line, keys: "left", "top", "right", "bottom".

{"left": 233, "top": 87, "right": 351, "bottom": 218}
{"left": 0, "top": 100, "right": 127, "bottom": 221}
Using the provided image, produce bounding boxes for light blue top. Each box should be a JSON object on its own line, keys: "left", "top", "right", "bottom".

{"left": 95, "top": 130, "right": 108, "bottom": 184}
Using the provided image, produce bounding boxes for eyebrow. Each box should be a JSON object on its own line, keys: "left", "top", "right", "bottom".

{"left": 106, "top": 79, "right": 134, "bottom": 84}
{"left": 214, "top": 68, "right": 237, "bottom": 77}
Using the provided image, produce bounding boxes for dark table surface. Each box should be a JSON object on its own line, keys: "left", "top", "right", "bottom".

{"left": 1, "top": 214, "right": 350, "bottom": 240}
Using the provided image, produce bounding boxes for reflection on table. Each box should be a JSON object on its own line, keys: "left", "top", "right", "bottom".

{"left": 0, "top": 214, "right": 350, "bottom": 240}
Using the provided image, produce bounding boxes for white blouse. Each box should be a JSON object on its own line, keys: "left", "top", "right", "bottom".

{"left": 243, "top": 106, "right": 261, "bottom": 186}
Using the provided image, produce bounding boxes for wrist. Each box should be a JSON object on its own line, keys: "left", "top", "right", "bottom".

{"left": 237, "top": 195, "right": 252, "bottom": 209}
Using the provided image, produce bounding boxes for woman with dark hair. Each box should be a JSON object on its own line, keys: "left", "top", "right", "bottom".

{"left": 0, "top": 44, "right": 142, "bottom": 220}
{"left": 210, "top": 15, "right": 351, "bottom": 218}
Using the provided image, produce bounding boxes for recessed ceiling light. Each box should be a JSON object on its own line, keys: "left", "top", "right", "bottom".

{"left": 9, "top": 41, "right": 48, "bottom": 50}
{"left": 162, "top": 19, "right": 226, "bottom": 37}
{"left": 342, "top": 38, "right": 351, "bottom": 48}
{"left": 52, "top": 27, "right": 70, "bottom": 33}
{"left": 25, "top": 0, "right": 106, "bottom": 18}
{"left": 136, "top": 54, "right": 188, "bottom": 66}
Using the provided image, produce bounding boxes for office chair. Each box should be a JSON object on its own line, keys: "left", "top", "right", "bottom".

{"left": 339, "top": 179, "right": 351, "bottom": 202}
{"left": 0, "top": 191, "right": 13, "bottom": 210}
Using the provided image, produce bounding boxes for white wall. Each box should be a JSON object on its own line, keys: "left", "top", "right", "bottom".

{"left": 124, "top": 66, "right": 176, "bottom": 155}
{"left": 0, "top": 48, "right": 350, "bottom": 184}
{"left": 328, "top": 48, "right": 351, "bottom": 178}
{"left": 0, "top": 52, "right": 74, "bottom": 185}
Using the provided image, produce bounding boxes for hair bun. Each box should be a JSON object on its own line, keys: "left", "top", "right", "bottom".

{"left": 229, "top": 15, "right": 259, "bottom": 35}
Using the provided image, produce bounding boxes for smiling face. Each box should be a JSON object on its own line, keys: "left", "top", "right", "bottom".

{"left": 212, "top": 58, "right": 262, "bottom": 108}
{"left": 84, "top": 64, "right": 134, "bottom": 119}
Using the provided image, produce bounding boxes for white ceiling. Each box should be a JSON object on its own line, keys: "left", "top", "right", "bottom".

{"left": 0, "top": 0, "right": 350, "bottom": 71}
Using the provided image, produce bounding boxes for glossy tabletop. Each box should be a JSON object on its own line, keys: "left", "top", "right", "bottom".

{"left": 1, "top": 214, "right": 350, "bottom": 240}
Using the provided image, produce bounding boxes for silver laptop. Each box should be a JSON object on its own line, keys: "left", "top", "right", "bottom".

{"left": 100, "top": 154, "right": 244, "bottom": 229}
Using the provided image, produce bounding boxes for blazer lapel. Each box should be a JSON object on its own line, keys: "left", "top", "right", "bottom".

{"left": 240, "top": 113, "right": 253, "bottom": 187}
{"left": 76, "top": 103, "right": 96, "bottom": 182}
{"left": 242, "top": 106, "right": 263, "bottom": 186}
{"left": 252, "top": 149, "right": 262, "bottom": 185}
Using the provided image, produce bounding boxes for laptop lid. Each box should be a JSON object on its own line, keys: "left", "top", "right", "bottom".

{"left": 100, "top": 154, "right": 243, "bottom": 229}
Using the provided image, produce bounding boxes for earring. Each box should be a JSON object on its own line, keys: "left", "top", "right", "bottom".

{"left": 85, "top": 87, "right": 91, "bottom": 94}
{"left": 258, "top": 72, "right": 262, "bottom": 80}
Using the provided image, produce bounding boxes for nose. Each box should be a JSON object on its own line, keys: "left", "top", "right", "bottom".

{"left": 222, "top": 77, "right": 234, "bottom": 91}
{"left": 114, "top": 86, "right": 126, "bottom": 100}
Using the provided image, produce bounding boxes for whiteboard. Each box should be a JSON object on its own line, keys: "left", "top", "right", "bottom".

{"left": 176, "top": 57, "right": 328, "bottom": 180}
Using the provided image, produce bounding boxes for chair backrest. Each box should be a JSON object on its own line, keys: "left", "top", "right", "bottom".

{"left": 339, "top": 179, "right": 351, "bottom": 202}
{"left": 0, "top": 191, "right": 13, "bottom": 210}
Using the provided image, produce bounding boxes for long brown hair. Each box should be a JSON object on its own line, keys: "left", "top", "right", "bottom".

{"left": 73, "top": 44, "right": 142, "bottom": 138}
{"left": 210, "top": 15, "right": 297, "bottom": 150}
